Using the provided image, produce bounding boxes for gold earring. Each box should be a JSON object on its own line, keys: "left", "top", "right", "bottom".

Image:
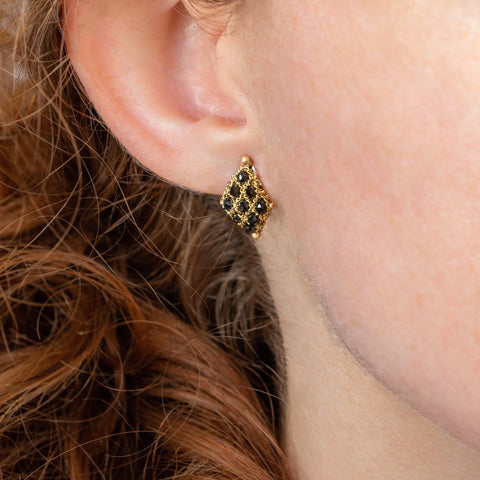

{"left": 219, "top": 155, "right": 274, "bottom": 239}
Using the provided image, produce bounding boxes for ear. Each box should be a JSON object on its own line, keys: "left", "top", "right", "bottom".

{"left": 62, "top": 0, "right": 256, "bottom": 194}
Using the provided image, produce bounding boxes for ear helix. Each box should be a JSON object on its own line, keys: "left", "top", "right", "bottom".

{"left": 219, "top": 155, "right": 274, "bottom": 239}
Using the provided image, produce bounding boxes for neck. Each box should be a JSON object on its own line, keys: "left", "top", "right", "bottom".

{"left": 258, "top": 231, "right": 480, "bottom": 480}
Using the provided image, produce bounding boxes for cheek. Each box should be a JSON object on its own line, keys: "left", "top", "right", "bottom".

{"left": 244, "top": 0, "right": 480, "bottom": 449}
{"left": 309, "top": 178, "right": 480, "bottom": 449}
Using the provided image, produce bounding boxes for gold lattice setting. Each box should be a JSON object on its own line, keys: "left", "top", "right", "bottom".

{"left": 219, "top": 155, "right": 274, "bottom": 239}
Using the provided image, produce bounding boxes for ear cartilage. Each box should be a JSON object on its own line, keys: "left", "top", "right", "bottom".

{"left": 219, "top": 155, "right": 274, "bottom": 239}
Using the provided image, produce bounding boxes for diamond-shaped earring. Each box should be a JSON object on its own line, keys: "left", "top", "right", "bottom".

{"left": 219, "top": 155, "right": 274, "bottom": 239}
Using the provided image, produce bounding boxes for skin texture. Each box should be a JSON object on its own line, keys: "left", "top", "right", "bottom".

{"left": 64, "top": 0, "right": 480, "bottom": 477}
{"left": 235, "top": 0, "right": 480, "bottom": 450}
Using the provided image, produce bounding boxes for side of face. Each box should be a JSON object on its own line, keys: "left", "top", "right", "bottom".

{"left": 231, "top": 0, "right": 480, "bottom": 449}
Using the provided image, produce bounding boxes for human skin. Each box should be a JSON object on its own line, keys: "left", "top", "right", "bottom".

{"left": 64, "top": 0, "right": 480, "bottom": 477}
{"left": 234, "top": 0, "right": 480, "bottom": 448}
{"left": 232, "top": 0, "right": 480, "bottom": 476}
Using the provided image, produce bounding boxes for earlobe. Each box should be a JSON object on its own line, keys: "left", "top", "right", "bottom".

{"left": 63, "top": 0, "right": 254, "bottom": 194}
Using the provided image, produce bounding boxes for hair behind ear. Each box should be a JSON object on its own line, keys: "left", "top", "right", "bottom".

{"left": 0, "top": 1, "right": 293, "bottom": 479}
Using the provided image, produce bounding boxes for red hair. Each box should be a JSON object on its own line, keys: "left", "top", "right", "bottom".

{"left": 0, "top": 1, "right": 294, "bottom": 478}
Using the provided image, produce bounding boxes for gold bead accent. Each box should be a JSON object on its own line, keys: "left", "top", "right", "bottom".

{"left": 241, "top": 155, "right": 251, "bottom": 167}
{"left": 219, "top": 155, "right": 273, "bottom": 239}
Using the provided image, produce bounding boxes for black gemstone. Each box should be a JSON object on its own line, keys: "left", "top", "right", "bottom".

{"left": 255, "top": 199, "right": 267, "bottom": 215}
{"left": 233, "top": 214, "right": 242, "bottom": 224}
{"left": 246, "top": 185, "right": 256, "bottom": 199}
{"left": 238, "top": 200, "right": 249, "bottom": 213}
{"left": 222, "top": 198, "right": 233, "bottom": 211}
{"left": 244, "top": 224, "right": 256, "bottom": 234}
{"left": 230, "top": 184, "right": 240, "bottom": 197}
{"left": 236, "top": 170, "right": 249, "bottom": 183}
{"left": 248, "top": 213, "right": 259, "bottom": 226}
